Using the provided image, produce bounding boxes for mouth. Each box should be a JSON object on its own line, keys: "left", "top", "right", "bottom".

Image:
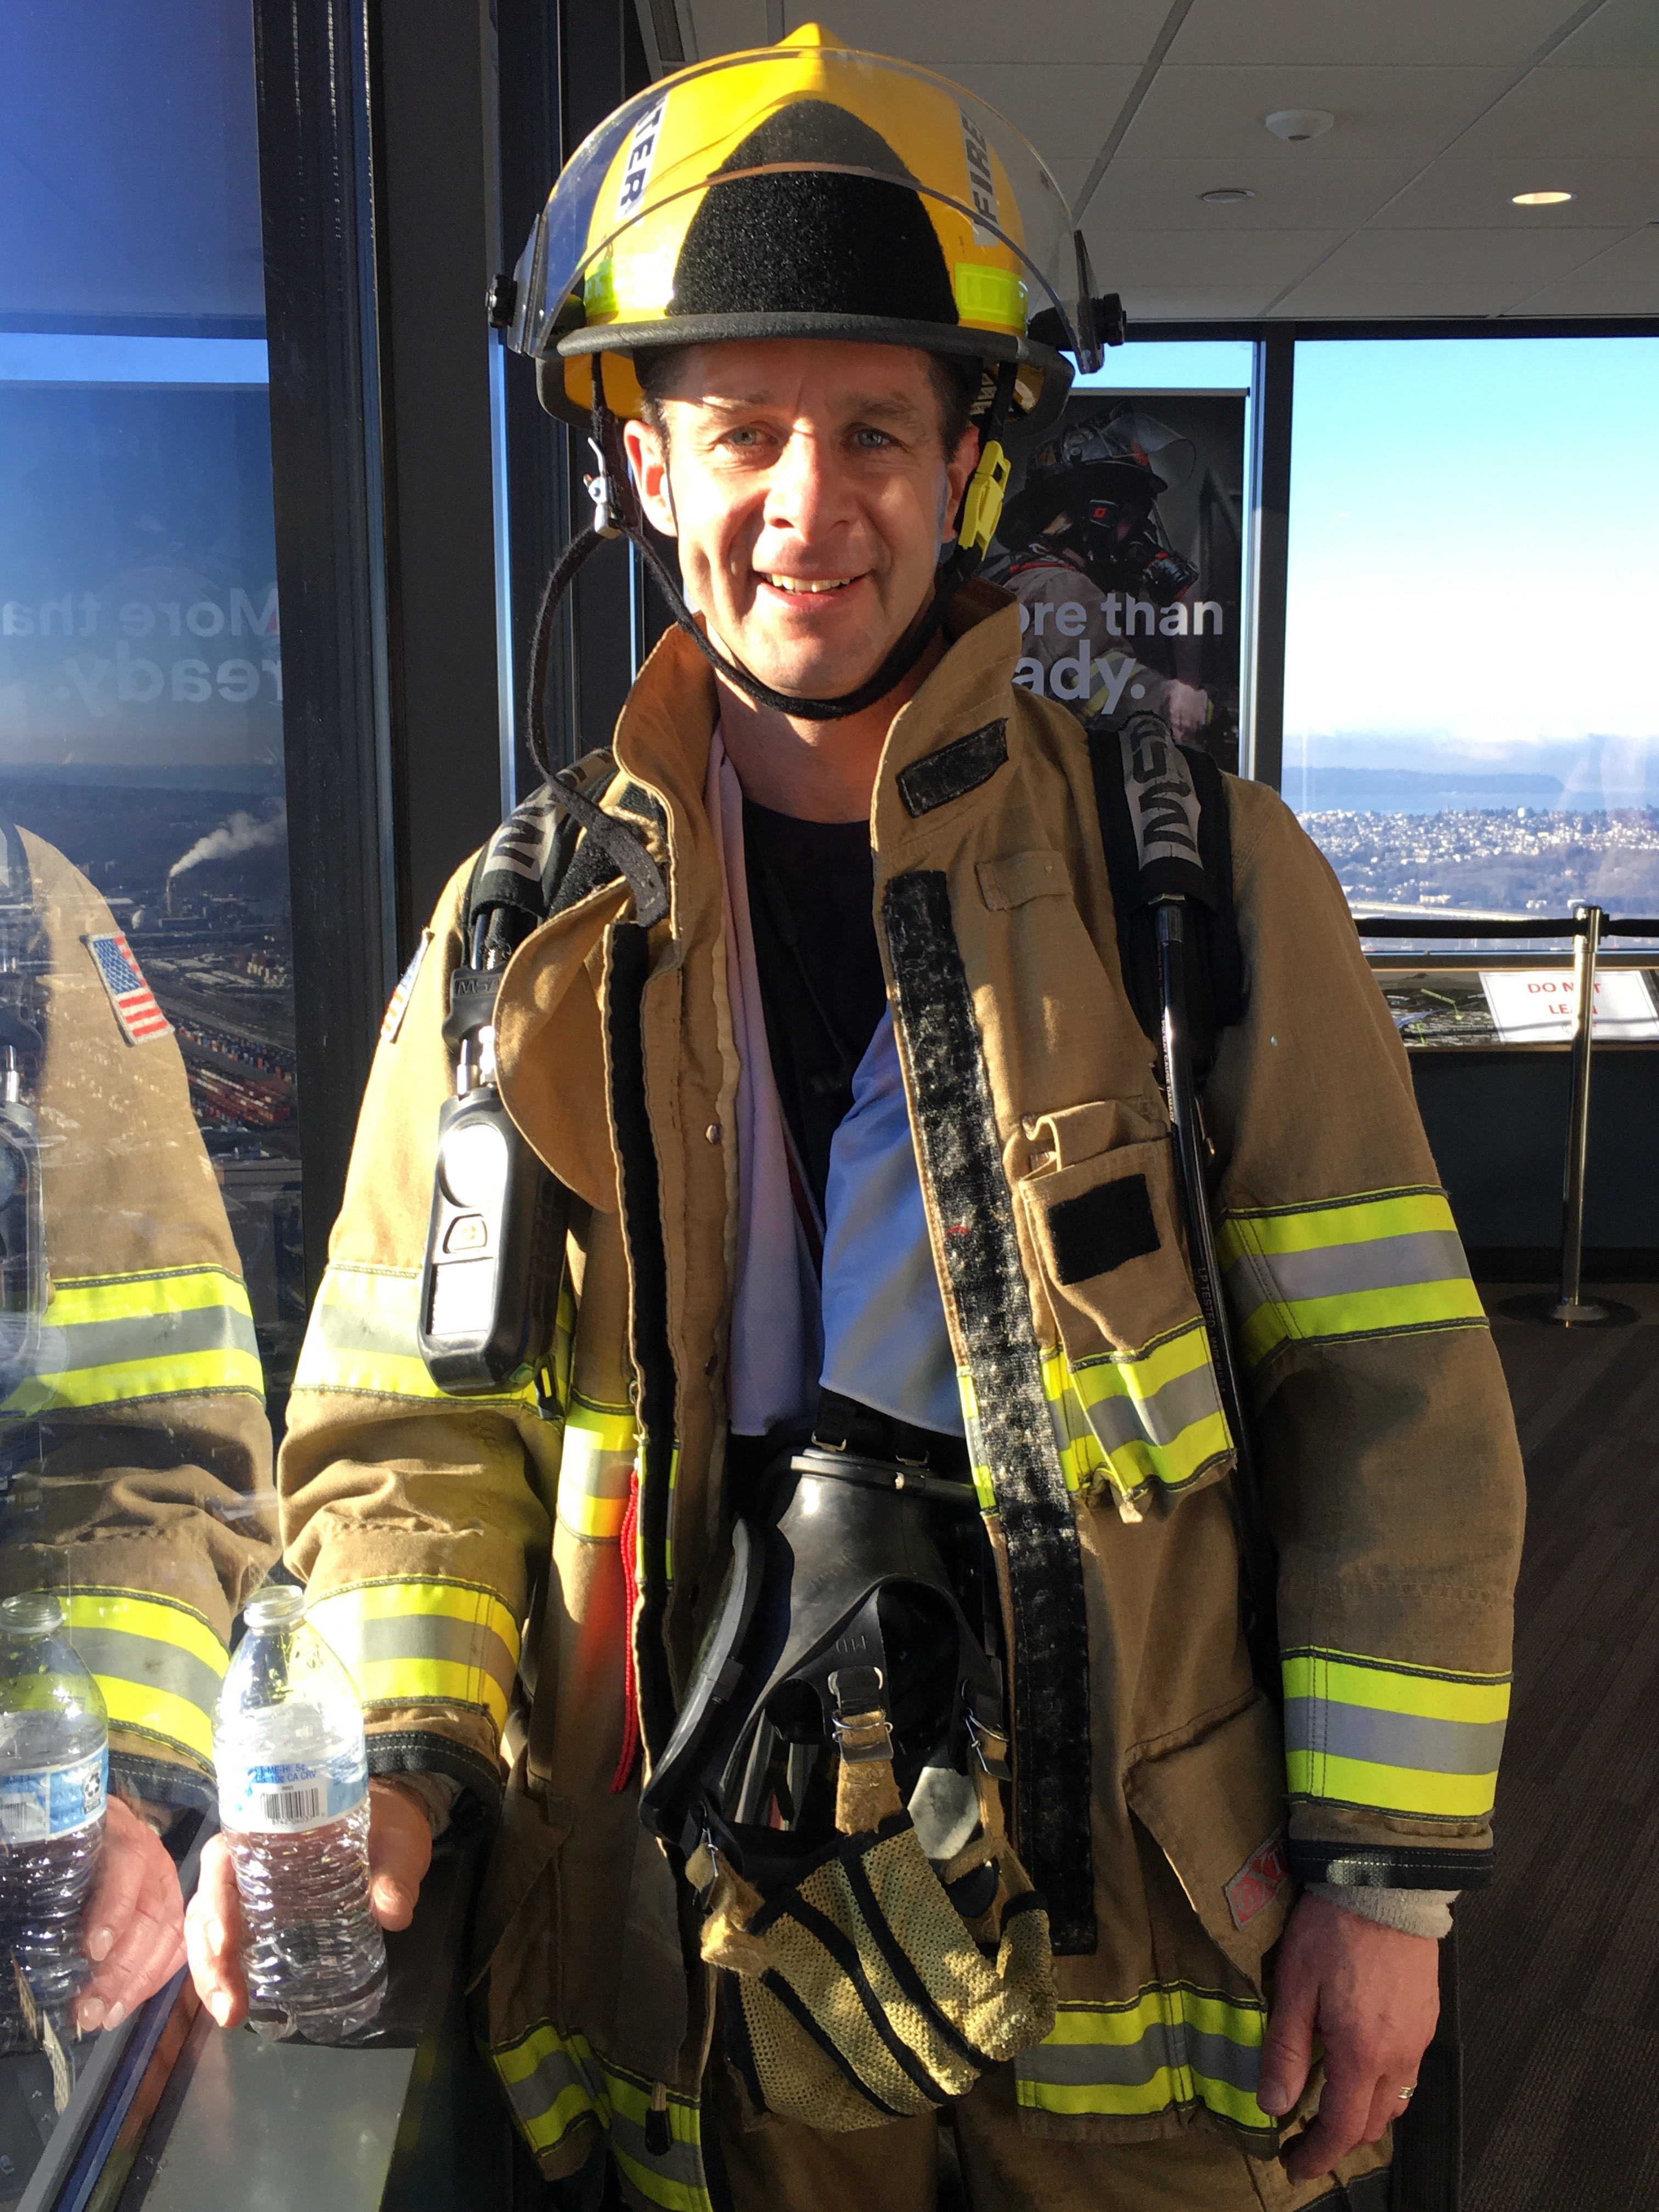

{"left": 757, "top": 572, "right": 866, "bottom": 597}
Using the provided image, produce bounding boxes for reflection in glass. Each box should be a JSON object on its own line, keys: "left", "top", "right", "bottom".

{"left": 0, "top": 1, "right": 282, "bottom": 2180}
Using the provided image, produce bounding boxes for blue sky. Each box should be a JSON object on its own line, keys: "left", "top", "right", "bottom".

{"left": 1284, "top": 337, "right": 1659, "bottom": 774}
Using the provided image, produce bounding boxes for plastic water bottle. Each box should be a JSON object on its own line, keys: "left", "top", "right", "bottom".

{"left": 0, "top": 1590, "right": 108, "bottom": 2053}
{"left": 214, "top": 1585, "right": 386, "bottom": 2042}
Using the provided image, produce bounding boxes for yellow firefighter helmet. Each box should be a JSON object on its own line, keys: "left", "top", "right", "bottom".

{"left": 506, "top": 23, "right": 1103, "bottom": 431}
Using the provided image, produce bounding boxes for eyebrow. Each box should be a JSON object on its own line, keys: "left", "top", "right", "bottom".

{"left": 692, "top": 391, "right": 927, "bottom": 426}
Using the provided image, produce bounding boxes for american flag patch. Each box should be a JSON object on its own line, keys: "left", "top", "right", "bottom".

{"left": 381, "top": 929, "right": 432, "bottom": 1043}
{"left": 86, "top": 934, "right": 172, "bottom": 1045}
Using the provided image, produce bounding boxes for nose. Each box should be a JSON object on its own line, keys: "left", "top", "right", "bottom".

{"left": 761, "top": 425, "right": 854, "bottom": 548}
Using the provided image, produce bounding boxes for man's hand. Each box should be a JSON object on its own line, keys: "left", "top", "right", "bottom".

{"left": 1259, "top": 1892, "right": 1441, "bottom": 2185}
{"left": 184, "top": 1776, "right": 434, "bottom": 2028}
{"left": 72, "top": 1797, "right": 188, "bottom": 2033}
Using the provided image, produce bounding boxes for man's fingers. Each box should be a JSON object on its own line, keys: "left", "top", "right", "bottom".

{"left": 366, "top": 1781, "right": 433, "bottom": 1931}
{"left": 1282, "top": 2067, "right": 1375, "bottom": 2183}
{"left": 82, "top": 1799, "right": 150, "bottom": 1965}
{"left": 183, "top": 1834, "right": 247, "bottom": 2029}
{"left": 1258, "top": 1958, "right": 1317, "bottom": 2117}
{"left": 1365, "top": 2075, "right": 1417, "bottom": 2149}
{"left": 77, "top": 1877, "right": 185, "bottom": 2024}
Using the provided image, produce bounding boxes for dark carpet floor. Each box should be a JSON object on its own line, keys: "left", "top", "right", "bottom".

{"left": 1462, "top": 1293, "right": 1659, "bottom": 2210}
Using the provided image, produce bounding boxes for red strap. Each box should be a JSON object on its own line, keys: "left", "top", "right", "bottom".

{"left": 610, "top": 1468, "right": 642, "bottom": 1794}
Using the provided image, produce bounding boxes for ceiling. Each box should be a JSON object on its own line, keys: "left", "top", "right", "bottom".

{"left": 642, "top": 0, "right": 1659, "bottom": 321}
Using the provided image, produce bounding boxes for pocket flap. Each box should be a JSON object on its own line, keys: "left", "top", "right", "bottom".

{"left": 1127, "top": 1697, "right": 1292, "bottom": 1980}
{"left": 977, "top": 849, "right": 1066, "bottom": 910}
{"left": 1017, "top": 1127, "right": 1234, "bottom": 1511}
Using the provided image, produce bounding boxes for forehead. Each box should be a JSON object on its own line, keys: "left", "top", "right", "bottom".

{"left": 656, "top": 337, "right": 936, "bottom": 417}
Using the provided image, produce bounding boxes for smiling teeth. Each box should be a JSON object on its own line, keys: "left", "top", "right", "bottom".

{"left": 765, "top": 575, "right": 852, "bottom": 594}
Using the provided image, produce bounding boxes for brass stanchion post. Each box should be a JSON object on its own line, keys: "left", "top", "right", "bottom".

{"left": 1502, "top": 905, "right": 1637, "bottom": 1327}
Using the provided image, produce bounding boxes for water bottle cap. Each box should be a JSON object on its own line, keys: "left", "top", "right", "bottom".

{"left": 1, "top": 1590, "right": 63, "bottom": 1635}
{"left": 244, "top": 1584, "right": 307, "bottom": 1631}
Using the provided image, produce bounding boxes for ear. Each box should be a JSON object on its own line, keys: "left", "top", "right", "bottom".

{"left": 624, "top": 416, "right": 678, "bottom": 538}
{"left": 940, "top": 423, "right": 982, "bottom": 545}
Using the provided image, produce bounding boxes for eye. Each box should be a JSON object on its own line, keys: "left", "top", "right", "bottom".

{"left": 853, "top": 426, "right": 897, "bottom": 450}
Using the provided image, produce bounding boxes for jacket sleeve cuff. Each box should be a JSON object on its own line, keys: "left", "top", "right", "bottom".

{"left": 1289, "top": 1838, "right": 1493, "bottom": 1889}
{"left": 110, "top": 1746, "right": 217, "bottom": 1821}
{"left": 366, "top": 1728, "right": 505, "bottom": 1818}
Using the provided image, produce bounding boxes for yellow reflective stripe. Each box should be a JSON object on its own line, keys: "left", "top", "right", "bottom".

{"left": 557, "top": 1393, "right": 637, "bottom": 1539}
{"left": 490, "top": 2025, "right": 710, "bottom": 2207}
{"left": 1282, "top": 1651, "right": 1510, "bottom": 1726}
{"left": 1283, "top": 1646, "right": 1509, "bottom": 1820}
{"left": 955, "top": 261, "right": 1028, "bottom": 329}
{"left": 1223, "top": 1190, "right": 1455, "bottom": 1257}
{"left": 1017, "top": 1984, "right": 1271, "bottom": 2134}
{"left": 1043, "top": 1321, "right": 1232, "bottom": 1505}
{"left": 305, "top": 1579, "right": 521, "bottom": 1733}
{"left": 1218, "top": 1188, "right": 1484, "bottom": 1364}
{"left": 292, "top": 1262, "right": 538, "bottom": 1407}
{"left": 3, "top": 1266, "right": 263, "bottom": 1414}
{"left": 61, "top": 1590, "right": 228, "bottom": 1766}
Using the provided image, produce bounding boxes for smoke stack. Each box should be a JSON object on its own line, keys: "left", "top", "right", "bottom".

{"left": 165, "top": 875, "right": 176, "bottom": 919}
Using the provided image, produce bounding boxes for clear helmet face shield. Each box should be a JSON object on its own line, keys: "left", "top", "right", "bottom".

{"left": 505, "top": 36, "right": 1101, "bottom": 424}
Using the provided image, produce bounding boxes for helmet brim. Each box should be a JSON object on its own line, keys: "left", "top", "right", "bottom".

{"left": 540, "top": 315, "right": 1074, "bottom": 435}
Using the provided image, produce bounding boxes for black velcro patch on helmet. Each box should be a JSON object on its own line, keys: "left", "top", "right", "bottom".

{"left": 672, "top": 103, "right": 957, "bottom": 328}
{"left": 1045, "top": 1177, "right": 1159, "bottom": 1286}
{"left": 896, "top": 721, "right": 1008, "bottom": 817}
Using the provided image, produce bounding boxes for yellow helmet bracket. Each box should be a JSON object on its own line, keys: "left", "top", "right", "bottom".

{"left": 958, "top": 439, "right": 1012, "bottom": 561}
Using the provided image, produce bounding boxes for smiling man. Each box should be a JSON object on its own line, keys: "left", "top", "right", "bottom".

{"left": 189, "top": 28, "right": 1524, "bottom": 2212}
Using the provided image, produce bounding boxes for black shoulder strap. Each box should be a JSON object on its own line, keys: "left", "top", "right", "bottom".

{"left": 443, "top": 755, "right": 669, "bottom": 1049}
{"left": 1086, "top": 712, "right": 1245, "bottom": 1080}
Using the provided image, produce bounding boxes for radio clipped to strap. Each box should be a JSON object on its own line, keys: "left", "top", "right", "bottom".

{"left": 414, "top": 758, "right": 669, "bottom": 1401}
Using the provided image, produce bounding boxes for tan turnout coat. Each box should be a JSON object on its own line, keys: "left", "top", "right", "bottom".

{"left": 281, "top": 588, "right": 1524, "bottom": 2194}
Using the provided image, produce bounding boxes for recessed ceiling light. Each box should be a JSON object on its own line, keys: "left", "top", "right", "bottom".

{"left": 1265, "top": 109, "right": 1334, "bottom": 143}
{"left": 1511, "top": 189, "right": 1575, "bottom": 206}
{"left": 1200, "top": 188, "right": 1255, "bottom": 204}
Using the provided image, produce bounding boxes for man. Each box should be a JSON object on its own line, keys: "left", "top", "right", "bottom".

{"left": 986, "top": 405, "right": 1213, "bottom": 746}
{"left": 188, "top": 30, "right": 1523, "bottom": 2211}
{"left": 0, "top": 817, "right": 275, "bottom": 2041}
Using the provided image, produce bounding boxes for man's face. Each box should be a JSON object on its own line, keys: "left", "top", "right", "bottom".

{"left": 623, "top": 340, "right": 979, "bottom": 703}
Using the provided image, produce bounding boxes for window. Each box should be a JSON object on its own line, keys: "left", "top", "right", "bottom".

{"left": 0, "top": 2, "right": 286, "bottom": 2161}
{"left": 0, "top": 3, "right": 302, "bottom": 1391}
{"left": 1283, "top": 337, "right": 1659, "bottom": 936}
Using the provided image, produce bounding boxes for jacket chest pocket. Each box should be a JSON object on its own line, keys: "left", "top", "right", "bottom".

{"left": 1014, "top": 1102, "right": 1235, "bottom": 1520}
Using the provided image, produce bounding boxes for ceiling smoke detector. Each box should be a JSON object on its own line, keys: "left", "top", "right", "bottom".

{"left": 1265, "top": 109, "right": 1334, "bottom": 143}
{"left": 1201, "top": 188, "right": 1255, "bottom": 204}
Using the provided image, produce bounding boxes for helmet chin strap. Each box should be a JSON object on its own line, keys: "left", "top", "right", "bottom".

{"left": 524, "top": 358, "right": 1018, "bottom": 778}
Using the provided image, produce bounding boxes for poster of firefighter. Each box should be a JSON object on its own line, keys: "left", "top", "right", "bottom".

{"left": 986, "top": 390, "right": 1245, "bottom": 773}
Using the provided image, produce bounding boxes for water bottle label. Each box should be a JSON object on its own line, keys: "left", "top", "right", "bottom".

{"left": 219, "top": 1745, "right": 368, "bottom": 1833}
{"left": 0, "top": 1747, "right": 108, "bottom": 1843}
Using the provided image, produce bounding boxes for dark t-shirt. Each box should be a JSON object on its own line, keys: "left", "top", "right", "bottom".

{"left": 742, "top": 798, "right": 887, "bottom": 1220}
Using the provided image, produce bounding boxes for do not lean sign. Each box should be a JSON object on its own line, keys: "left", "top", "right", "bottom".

{"left": 1479, "top": 968, "right": 1659, "bottom": 1044}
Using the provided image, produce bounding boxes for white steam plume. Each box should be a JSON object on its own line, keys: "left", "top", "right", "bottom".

{"left": 168, "top": 805, "right": 287, "bottom": 880}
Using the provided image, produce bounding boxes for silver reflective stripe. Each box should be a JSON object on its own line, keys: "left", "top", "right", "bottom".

{"left": 501, "top": 2040, "right": 594, "bottom": 2130}
{"left": 1284, "top": 1698, "right": 1508, "bottom": 1776}
{"left": 1081, "top": 1358, "right": 1222, "bottom": 1453}
{"left": 341, "top": 1613, "right": 517, "bottom": 1702}
{"left": 1232, "top": 1228, "right": 1469, "bottom": 1310}
{"left": 610, "top": 2107, "right": 708, "bottom": 2195}
{"left": 1023, "top": 2017, "right": 1261, "bottom": 2097}
{"left": 33, "top": 1302, "right": 259, "bottom": 1373}
{"left": 67, "top": 1626, "right": 224, "bottom": 1728}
